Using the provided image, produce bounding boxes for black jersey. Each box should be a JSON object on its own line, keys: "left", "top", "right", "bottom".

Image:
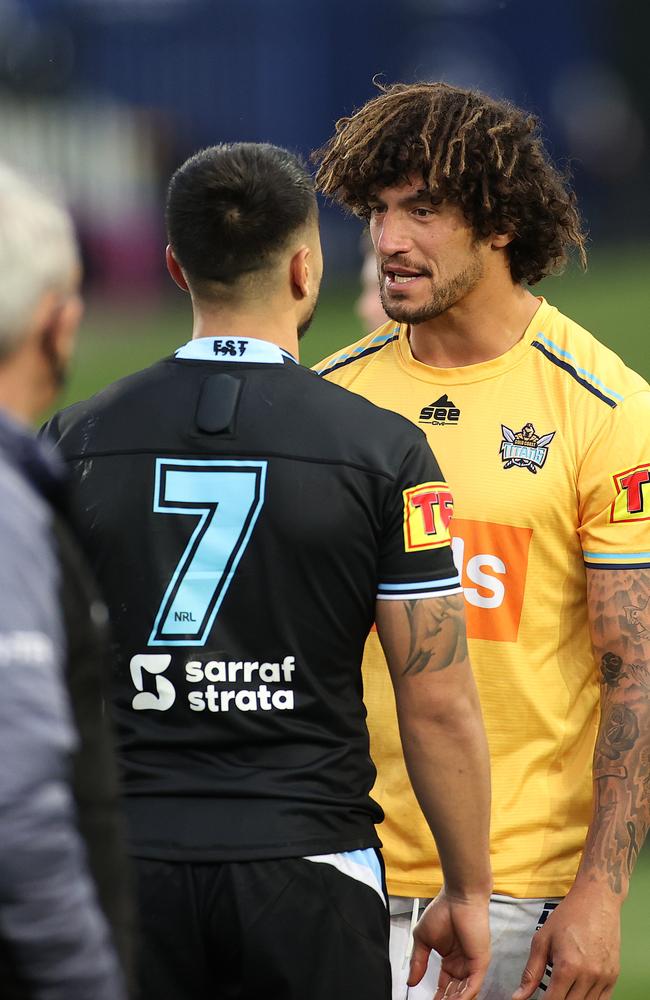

{"left": 45, "top": 336, "right": 461, "bottom": 862}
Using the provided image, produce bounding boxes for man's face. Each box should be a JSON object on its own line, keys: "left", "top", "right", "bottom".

{"left": 368, "top": 175, "right": 487, "bottom": 325}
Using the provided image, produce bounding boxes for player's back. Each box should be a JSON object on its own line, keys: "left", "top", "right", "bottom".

{"left": 46, "top": 336, "right": 457, "bottom": 863}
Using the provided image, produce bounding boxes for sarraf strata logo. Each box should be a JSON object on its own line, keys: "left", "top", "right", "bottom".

{"left": 185, "top": 656, "right": 296, "bottom": 712}
{"left": 129, "top": 653, "right": 297, "bottom": 713}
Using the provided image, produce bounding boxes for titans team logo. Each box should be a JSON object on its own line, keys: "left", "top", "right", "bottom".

{"left": 500, "top": 422, "right": 555, "bottom": 474}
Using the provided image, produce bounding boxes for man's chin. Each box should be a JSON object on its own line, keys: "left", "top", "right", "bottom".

{"left": 381, "top": 299, "right": 426, "bottom": 325}
{"left": 381, "top": 291, "right": 452, "bottom": 325}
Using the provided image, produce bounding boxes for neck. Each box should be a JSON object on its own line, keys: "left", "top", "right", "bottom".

{"left": 191, "top": 300, "right": 300, "bottom": 359}
{"left": 408, "top": 279, "right": 541, "bottom": 368}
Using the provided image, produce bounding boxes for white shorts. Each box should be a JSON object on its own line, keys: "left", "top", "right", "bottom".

{"left": 389, "top": 893, "right": 562, "bottom": 1000}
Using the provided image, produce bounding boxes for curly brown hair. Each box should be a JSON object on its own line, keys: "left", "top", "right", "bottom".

{"left": 314, "top": 82, "right": 587, "bottom": 285}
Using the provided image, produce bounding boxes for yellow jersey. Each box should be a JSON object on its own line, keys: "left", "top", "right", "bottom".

{"left": 315, "top": 298, "right": 650, "bottom": 898}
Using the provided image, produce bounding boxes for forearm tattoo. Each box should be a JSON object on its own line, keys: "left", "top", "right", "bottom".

{"left": 402, "top": 594, "right": 468, "bottom": 676}
{"left": 584, "top": 569, "right": 650, "bottom": 893}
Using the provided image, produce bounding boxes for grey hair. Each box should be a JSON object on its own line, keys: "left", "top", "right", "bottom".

{"left": 0, "top": 163, "right": 79, "bottom": 359}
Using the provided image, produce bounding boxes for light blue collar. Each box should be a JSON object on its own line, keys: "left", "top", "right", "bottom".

{"left": 174, "top": 336, "right": 298, "bottom": 365}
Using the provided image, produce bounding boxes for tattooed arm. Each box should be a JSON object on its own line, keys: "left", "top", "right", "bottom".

{"left": 579, "top": 568, "right": 650, "bottom": 893}
{"left": 375, "top": 595, "right": 492, "bottom": 998}
{"left": 375, "top": 594, "right": 491, "bottom": 890}
{"left": 515, "top": 568, "right": 650, "bottom": 1000}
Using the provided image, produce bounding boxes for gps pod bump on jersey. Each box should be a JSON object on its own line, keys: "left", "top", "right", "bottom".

{"left": 195, "top": 373, "right": 242, "bottom": 434}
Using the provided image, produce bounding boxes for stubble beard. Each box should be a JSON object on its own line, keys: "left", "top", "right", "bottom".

{"left": 379, "top": 254, "right": 484, "bottom": 326}
{"left": 298, "top": 300, "right": 318, "bottom": 340}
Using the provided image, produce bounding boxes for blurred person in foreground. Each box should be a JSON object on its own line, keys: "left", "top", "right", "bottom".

{"left": 313, "top": 81, "right": 650, "bottom": 1000}
{"left": 44, "top": 142, "right": 492, "bottom": 1000}
{"left": 357, "top": 230, "right": 388, "bottom": 333}
{"left": 0, "top": 165, "right": 130, "bottom": 998}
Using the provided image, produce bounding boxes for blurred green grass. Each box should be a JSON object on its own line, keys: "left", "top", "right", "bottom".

{"left": 60, "top": 247, "right": 649, "bottom": 996}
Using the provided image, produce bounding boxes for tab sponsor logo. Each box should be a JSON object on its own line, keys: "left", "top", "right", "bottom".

{"left": 403, "top": 481, "right": 454, "bottom": 551}
{"left": 610, "top": 464, "right": 650, "bottom": 523}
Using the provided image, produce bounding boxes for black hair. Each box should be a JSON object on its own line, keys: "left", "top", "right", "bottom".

{"left": 166, "top": 142, "right": 317, "bottom": 290}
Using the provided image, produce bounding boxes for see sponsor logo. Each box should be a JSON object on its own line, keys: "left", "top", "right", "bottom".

{"left": 451, "top": 519, "right": 532, "bottom": 642}
{"left": 403, "top": 481, "right": 454, "bottom": 551}
{"left": 419, "top": 394, "right": 461, "bottom": 426}
{"left": 610, "top": 464, "right": 650, "bottom": 523}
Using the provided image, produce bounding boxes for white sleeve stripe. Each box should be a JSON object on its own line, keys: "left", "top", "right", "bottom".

{"left": 376, "top": 585, "right": 463, "bottom": 601}
{"left": 378, "top": 575, "right": 461, "bottom": 591}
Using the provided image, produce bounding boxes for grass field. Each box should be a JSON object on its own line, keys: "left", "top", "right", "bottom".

{"left": 61, "top": 247, "right": 650, "bottom": 996}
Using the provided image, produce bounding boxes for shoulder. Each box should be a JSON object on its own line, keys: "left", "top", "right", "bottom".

{"left": 312, "top": 321, "right": 400, "bottom": 382}
{"left": 44, "top": 358, "right": 172, "bottom": 454}
{"left": 0, "top": 452, "right": 53, "bottom": 560}
{"left": 295, "top": 362, "right": 432, "bottom": 480}
{"left": 532, "top": 302, "right": 649, "bottom": 407}
{"left": 0, "top": 453, "right": 61, "bottom": 639}
{"left": 302, "top": 358, "right": 426, "bottom": 442}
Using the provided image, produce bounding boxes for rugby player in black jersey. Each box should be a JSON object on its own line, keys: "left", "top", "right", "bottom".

{"left": 44, "top": 143, "right": 492, "bottom": 1000}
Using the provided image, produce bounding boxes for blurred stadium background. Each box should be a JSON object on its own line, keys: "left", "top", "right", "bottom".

{"left": 2, "top": 0, "right": 647, "bottom": 994}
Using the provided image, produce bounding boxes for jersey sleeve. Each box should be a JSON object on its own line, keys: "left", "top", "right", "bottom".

{"left": 377, "top": 429, "right": 463, "bottom": 600}
{"left": 578, "top": 389, "right": 650, "bottom": 569}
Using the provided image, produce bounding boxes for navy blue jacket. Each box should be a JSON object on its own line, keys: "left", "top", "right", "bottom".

{"left": 0, "top": 410, "right": 129, "bottom": 1000}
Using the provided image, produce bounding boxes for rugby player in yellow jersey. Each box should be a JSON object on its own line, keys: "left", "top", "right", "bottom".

{"left": 313, "top": 82, "right": 650, "bottom": 1000}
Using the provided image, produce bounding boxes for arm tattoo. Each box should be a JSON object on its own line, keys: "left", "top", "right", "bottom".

{"left": 583, "top": 569, "right": 650, "bottom": 894}
{"left": 402, "top": 594, "right": 468, "bottom": 676}
{"left": 623, "top": 596, "right": 650, "bottom": 638}
{"left": 600, "top": 652, "right": 623, "bottom": 687}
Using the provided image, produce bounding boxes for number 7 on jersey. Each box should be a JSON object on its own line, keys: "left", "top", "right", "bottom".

{"left": 148, "top": 459, "right": 267, "bottom": 646}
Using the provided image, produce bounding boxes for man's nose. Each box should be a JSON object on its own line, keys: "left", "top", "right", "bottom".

{"left": 374, "top": 213, "right": 411, "bottom": 258}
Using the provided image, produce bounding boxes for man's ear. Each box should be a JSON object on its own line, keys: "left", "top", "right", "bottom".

{"left": 54, "top": 292, "right": 83, "bottom": 362}
{"left": 32, "top": 287, "right": 83, "bottom": 396}
{"left": 166, "top": 245, "right": 190, "bottom": 291}
{"left": 491, "top": 231, "right": 515, "bottom": 250}
{"left": 289, "top": 245, "right": 311, "bottom": 300}
{"left": 34, "top": 288, "right": 83, "bottom": 365}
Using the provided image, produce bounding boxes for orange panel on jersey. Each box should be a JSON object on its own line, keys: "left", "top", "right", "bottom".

{"left": 451, "top": 519, "right": 533, "bottom": 642}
